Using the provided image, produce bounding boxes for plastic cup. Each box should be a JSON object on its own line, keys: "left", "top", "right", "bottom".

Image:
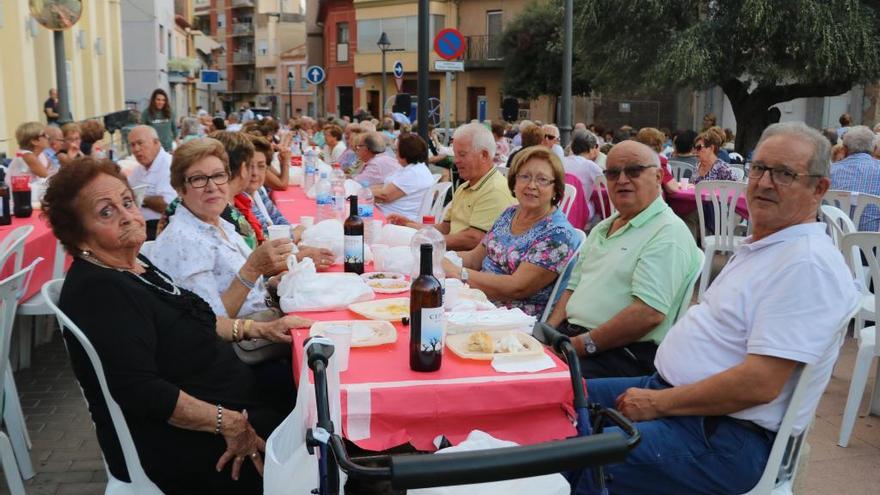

{"left": 371, "top": 219, "right": 383, "bottom": 243}
{"left": 267, "top": 225, "right": 291, "bottom": 242}
{"left": 325, "top": 326, "right": 352, "bottom": 371}
{"left": 371, "top": 244, "right": 389, "bottom": 271}
{"left": 300, "top": 216, "right": 315, "bottom": 228}
{"left": 680, "top": 177, "right": 690, "bottom": 187}
{"left": 444, "top": 278, "right": 463, "bottom": 310}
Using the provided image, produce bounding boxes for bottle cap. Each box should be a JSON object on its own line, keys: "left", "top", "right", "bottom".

{"left": 422, "top": 215, "right": 435, "bottom": 224}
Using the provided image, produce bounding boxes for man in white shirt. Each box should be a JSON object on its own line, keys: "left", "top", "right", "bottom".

{"left": 127, "top": 125, "right": 177, "bottom": 239}
{"left": 570, "top": 122, "right": 860, "bottom": 495}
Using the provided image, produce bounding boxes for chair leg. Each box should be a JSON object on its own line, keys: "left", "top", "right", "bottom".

{"left": 0, "top": 432, "right": 26, "bottom": 495}
{"left": 869, "top": 359, "right": 880, "bottom": 417}
{"left": 839, "top": 347, "right": 874, "bottom": 447}
{"left": 17, "top": 317, "right": 34, "bottom": 370}
{"left": 3, "top": 371, "right": 34, "bottom": 479}
{"left": 698, "top": 247, "right": 714, "bottom": 301}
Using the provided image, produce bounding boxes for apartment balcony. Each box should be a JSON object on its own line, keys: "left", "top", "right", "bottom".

{"left": 230, "top": 80, "right": 256, "bottom": 93}
{"left": 232, "top": 0, "right": 255, "bottom": 8}
{"left": 464, "top": 35, "right": 504, "bottom": 70}
{"left": 232, "top": 51, "right": 255, "bottom": 64}
{"left": 232, "top": 22, "right": 254, "bottom": 36}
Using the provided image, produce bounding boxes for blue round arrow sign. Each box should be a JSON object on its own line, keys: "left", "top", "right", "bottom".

{"left": 305, "top": 65, "right": 325, "bottom": 85}
{"left": 393, "top": 61, "right": 404, "bottom": 79}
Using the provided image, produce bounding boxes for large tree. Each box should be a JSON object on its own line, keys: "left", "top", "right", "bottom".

{"left": 501, "top": 0, "right": 880, "bottom": 151}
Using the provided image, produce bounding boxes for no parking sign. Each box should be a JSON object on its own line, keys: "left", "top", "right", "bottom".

{"left": 433, "top": 28, "right": 466, "bottom": 61}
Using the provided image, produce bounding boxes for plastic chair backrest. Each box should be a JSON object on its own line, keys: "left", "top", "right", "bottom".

{"left": 418, "top": 181, "right": 453, "bottom": 221}
{"left": 668, "top": 161, "right": 695, "bottom": 181}
{"left": 842, "top": 233, "right": 880, "bottom": 328}
{"left": 823, "top": 190, "right": 857, "bottom": 223}
{"left": 852, "top": 192, "right": 880, "bottom": 231}
{"left": 594, "top": 175, "right": 616, "bottom": 219}
{"left": 560, "top": 183, "right": 577, "bottom": 216}
{"left": 0, "top": 225, "right": 35, "bottom": 275}
{"left": 0, "top": 261, "right": 39, "bottom": 386}
{"left": 742, "top": 301, "right": 859, "bottom": 494}
{"left": 540, "top": 230, "right": 587, "bottom": 323}
{"left": 41, "top": 280, "right": 163, "bottom": 494}
{"left": 672, "top": 250, "right": 704, "bottom": 324}
{"left": 695, "top": 180, "right": 746, "bottom": 251}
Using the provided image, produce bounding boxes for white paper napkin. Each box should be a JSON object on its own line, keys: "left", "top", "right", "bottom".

{"left": 491, "top": 353, "right": 555, "bottom": 373}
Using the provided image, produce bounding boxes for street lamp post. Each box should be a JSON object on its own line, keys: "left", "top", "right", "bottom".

{"left": 377, "top": 32, "right": 391, "bottom": 117}
{"left": 288, "top": 71, "right": 294, "bottom": 122}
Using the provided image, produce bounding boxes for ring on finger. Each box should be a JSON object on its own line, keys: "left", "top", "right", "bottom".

{"left": 250, "top": 452, "right": 258, "bottom": 459}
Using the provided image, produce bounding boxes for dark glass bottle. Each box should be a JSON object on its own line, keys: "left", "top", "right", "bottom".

{"left": 0, "top": 169, "right": 11, "bottom": 226}
{"left": 410, "top": 243, "right": 444, "bottom": 372}
{"left": 343, "top": 195, "right": 364, "bottom": 274}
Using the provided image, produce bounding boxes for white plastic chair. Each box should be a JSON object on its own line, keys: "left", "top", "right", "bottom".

{"left": 822, "top": 205, "right": 872, "bottom": 340}
{"left": 540, "top": 230, "right": 587, "bottom": 323}
{"left": 0, "top": 260, "right": 41, "bottom": 492}
{"left": 559, "top": 183, "right": 577, "bottom": 217}
{"left": 823, "top": 190, "right": 857, "bottom": 223}
{"left": 852, "top": 192, "right": 880, "bottom": 231}
{"left": 593, "top": 175, "right": 616, "bottom": 219}
{"left": 431, "top": 173, "right": 442, "bottom": 184}
{"left": 668, "top": 160, "right": 695, "bottom": 181}
{"left": 418, "top": 181, "right": 453, "bottom": 222}
{"left": 672, "top": 250, "right": 704, "bottom": 324}
{"left": 42, "top": 280, "right": 164, "bottom": 494}
{"left": 0, "top": 226, "right": 34, "bottom": 275}
{"left": 695, "top": 180, "right": 748, "bottom": 298}
{"left": 17, "top": 239, "right": 67, "bottom": 368}
{"left": 838, "top": 233, "right": 880, "bottom": 448}
{"left": 131, "top": 184, "right": 150, "bottom": 208}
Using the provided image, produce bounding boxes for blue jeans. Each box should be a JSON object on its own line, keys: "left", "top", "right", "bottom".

{"left": 570, "top": 374, "right": 774, "bottom": 495}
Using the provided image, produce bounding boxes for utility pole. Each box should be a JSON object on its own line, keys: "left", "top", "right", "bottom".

{"left": 560, "top": 0, "right": 573, "bottom": 148}
{"left": 417, "top": 0, "right": 429, "bottom": 140}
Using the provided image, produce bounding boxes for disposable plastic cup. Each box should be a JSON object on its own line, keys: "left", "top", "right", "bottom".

{"left": 300, "top": 216, "right": 315, "bottom": 228}
{"left": 371, "top": 244, "right": 389, "bottom": 271}
{"left": 680, "top": 177, "right": 690, "bottom": 187}
{"left": 325, "top": 326, "right": 352, "bottom": 371}
{"left": 267, "top": 225, "right": 291, "bottom": 241}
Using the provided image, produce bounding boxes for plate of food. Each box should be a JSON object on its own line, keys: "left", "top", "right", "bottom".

{"left": 446, "top": 330, "right": 545, "bottom": 360}
{"left": 310, "top": 320, "right": 397, "bottom": 347}
{"left": 348, "top": 297, "right": 410, "bottom": 321}
{"left": 361, "top": 272, "right": 409, "bottom": 293}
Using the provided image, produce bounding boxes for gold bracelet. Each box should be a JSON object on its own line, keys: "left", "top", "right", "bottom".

{"left": 242, "top": 319, "right": 254, "bottom": 340}
{"left": 232, "top": 319, "right": 241, "bottom": 342}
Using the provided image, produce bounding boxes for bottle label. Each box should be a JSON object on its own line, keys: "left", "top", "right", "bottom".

{"left": 344, "top": 235, "right": 364, "bottom": 264}
{"left": 11, "top": 176, "right": 30, "bottom": 192}
{"left": 316, "top": 192, "right": 332, "bottom": 205}
{"left": 419, "top": 307, "right": 445, "bottom": 354}
{"left": 358, "top": 204, "right": 374, "bottom": 218}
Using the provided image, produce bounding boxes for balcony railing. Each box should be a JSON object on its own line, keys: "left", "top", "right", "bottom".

{"left": 231, "top": 80, "right": 255, "bottom": 93}
{"left": 232, "top": 51, "right": 255, "bottom": 64}
{"left": 464, "top": 35, "right": 504, "bottom": 62}
{"left": 232, "top": 22, "right": 254, "bottom": 35}
{"left": 232, "top": 0, "right": 255, "bottom": 8}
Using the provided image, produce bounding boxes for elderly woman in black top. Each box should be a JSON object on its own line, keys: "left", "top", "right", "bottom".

{"left": 42, "top": 157, "right": 309, "bottom": 494}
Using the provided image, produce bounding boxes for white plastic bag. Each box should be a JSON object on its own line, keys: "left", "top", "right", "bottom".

{"left": 377, "top": 245, "right": 414, "bottom": 275}
{"left": 378, "top": 224, "right": 417, "bottom": 247}
{"left": 264, "top": 337, "right": 346, "bottom": 494}
{"left": 278, "top": 256, "right": 374, "bottom": 312}
{"left": 408, "top": 430, "right": 569, "bottom": 495}
{"left": 299, "top": 219, "right": 374, "bottom": 265}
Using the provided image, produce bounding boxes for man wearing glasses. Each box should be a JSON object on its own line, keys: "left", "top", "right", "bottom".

{"left": 571, "top": 123, "right": 859, "bottom": 494}
{"left": 128, "top": 125, "right": 178, "bottom": 239}
{"left": 547, "top": 140, "right": 701, "bottom": 378}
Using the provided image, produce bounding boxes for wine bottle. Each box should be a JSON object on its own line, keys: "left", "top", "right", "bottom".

{"left": 0, "top": 169, "right": 11, "bottom": 226}
{"left": 343, "top": 195, "right": 364, "bottom": 274}
{"left": 410, "top": 243, "right": 444, "bottom": 372}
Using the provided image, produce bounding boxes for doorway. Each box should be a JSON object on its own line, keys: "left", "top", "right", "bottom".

{"left": 467, "top": 87, "right": 486, "bottom": 121}
{"left": 337, "top": 86, "right": 354, "bottom": 119}
{"left": 367, "top": 90, "right": 380, "bottom": 118}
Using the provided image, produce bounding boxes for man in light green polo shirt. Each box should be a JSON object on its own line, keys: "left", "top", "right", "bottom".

{"left": 387, "top": 123, "right": 515, "bottom": 250}
{"left": 547, "top": 140, "right": 701, "bottom": 378}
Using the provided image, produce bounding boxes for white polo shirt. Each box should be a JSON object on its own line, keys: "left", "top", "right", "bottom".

{"left": 655, "top": 222, "right": 859, "bottom": 433}
{"left": 128, "top": 149, "right": 177, "bottom": 221}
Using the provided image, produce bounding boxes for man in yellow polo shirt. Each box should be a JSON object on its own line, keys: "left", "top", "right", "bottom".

{"left": 547, "top": 140, "right": 701, "bottom": 378}
{"left": 387, "top": 123, "right": 515, "bottom": 250}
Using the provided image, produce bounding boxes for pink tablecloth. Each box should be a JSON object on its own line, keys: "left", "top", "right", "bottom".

{"left": 275, "top": 186, "right": 577, "bottom": 452}
{"left": 590, "top": 186, "right": 750, "bottom": 221}
{"left": 0, "top": 213, "right": 68, "bottom": 301}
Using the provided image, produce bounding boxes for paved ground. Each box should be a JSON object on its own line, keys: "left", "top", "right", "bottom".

{"left": 0, "top": 330, "right": 877, "bottom": 494}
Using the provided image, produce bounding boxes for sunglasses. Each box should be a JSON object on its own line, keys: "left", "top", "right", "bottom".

{"left": 603, "top": 164, "right": 657, "bottom": 181}
{"left": 694, "top": 144, "right": 706, "bottom": 151}
{"left": 544, "top": 134, "right": 559, "bottom": 141}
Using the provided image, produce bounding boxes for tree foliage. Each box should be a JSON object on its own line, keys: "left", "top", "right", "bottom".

{"left": 502, "top": 0, "right": 880, "bottom": 149}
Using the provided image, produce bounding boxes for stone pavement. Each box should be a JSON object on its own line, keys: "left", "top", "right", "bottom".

{"left": 0, "top": 332, "right": 878, "bottom": 494}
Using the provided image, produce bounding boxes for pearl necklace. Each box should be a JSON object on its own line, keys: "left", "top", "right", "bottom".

{"left": 79, "top": 252, "right": 182, "bottom": 296}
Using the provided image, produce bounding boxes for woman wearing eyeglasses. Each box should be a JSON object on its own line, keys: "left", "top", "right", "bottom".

{"left": 442, "top": 146, "right": 579, "bottom": 317}
{"left": 692, "top": 127, "right": 735, "bottom": 184}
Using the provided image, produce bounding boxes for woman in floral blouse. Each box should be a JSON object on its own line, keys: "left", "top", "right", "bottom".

{"left": 442, "top": 146, "right": 580, "bottom": 317}
{"left": 692, "top": 127, "right": 735, "bottom": 184}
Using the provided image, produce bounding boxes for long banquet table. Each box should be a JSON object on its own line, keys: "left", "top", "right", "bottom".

{"left": 272, "top": 186, "right": 578, "bottom": 452}
{"left": 0, "top": 213, "right": 67, "bottom": 301}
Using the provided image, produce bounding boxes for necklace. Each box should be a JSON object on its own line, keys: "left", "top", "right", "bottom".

{"left": 79, "top": 252, "right": 182, "bottom": 296}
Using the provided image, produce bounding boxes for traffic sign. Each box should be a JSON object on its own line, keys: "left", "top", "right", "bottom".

{"left": 200, "top": 70, "right": 220, "bottom": 84}
{"left": 393, "top": 60, "right": 404, "bottom": 79}
{"left": 433, "top": 28, "right": 466, "bottom": 61}
{"left": 434, "top": 60, "right": 464, "bottom": 72}
{"left": 305, "top": 65, "right": 325, "bottom": 85}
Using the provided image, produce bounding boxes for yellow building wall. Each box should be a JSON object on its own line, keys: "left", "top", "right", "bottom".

{"left": 0, "top": 0, "right": 125, "bottom": 156}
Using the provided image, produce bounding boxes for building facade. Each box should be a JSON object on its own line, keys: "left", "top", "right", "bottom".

{"left": 0, "top": 0, "right": 126, "bottom": 156}
{"left": 122, "top": 0, "right": 176, "bottom": 110}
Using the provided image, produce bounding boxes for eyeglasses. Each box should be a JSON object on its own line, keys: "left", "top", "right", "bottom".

{"left": 185, "top": 171, "right": 230, "bottom": 188}
{"left": 603, "top": 164, "right": 657, "bottom": 181}
{"left": 747, "top": 162, "right": 822, "bottom": 186}
{"left": 693, "top": 144, "right": 705, "bottom": 151}
{"left": 544, "top": 134, "right": 559, "bottom": 141}
{"left": 515, "top": 173, "right": 555, "bottom": 188}
{"left": 38, "top": 133, "right": 48, "bottom": 139}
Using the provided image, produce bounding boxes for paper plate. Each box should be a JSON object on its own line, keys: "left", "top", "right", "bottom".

{"left": 446, "top": 331, "right": 545, "bottom": 361}
{"left": 349, "top": 297, "right": 410, "bottom": 321}
{"left": 309, "top": 320, "right": 397, "bottom": 347}
{"left": 361, "top": 272, "right": 406, "bottom": 281}
{"left": 364, "top": 277, "right": 410, "bottom": 293}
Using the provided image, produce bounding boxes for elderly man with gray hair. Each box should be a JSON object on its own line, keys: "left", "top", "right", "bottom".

{"left": 353, "top": 131, "right": 402, "bottom": 186}
{"left": 570, "top": 122, "right": 859, "bottom": 495}
{"left": 127, "top": 125, "right": 178, "bottom": 239}
{"left": 830, "top": 124, "right": 880, "bottom": 230}
{"left": 388, "top": 122, "right": 515, "bottom": 250}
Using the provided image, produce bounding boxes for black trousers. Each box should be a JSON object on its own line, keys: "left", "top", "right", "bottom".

{"left": 559, "top": 321, "right": 659, "bottom": 379}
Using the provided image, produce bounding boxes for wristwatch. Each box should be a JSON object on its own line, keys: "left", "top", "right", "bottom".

{"left": 581, "top": 332, "right": 599, "bottom": 356}
{"left": 460, "top": 267, "right": 469, "bottom": 284}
